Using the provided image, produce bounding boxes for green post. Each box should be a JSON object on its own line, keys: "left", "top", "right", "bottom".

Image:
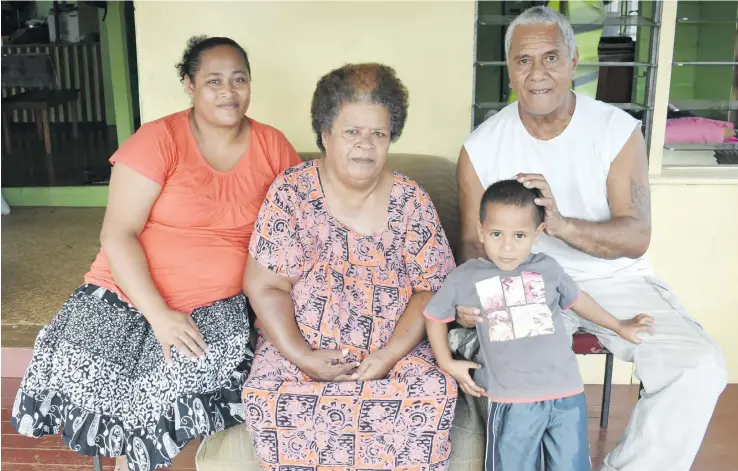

{"left": 98, "top": 9, "right": 116, "bottom": 125}
{"left": 102, "top": 1, "right": 134, "bottom": 145}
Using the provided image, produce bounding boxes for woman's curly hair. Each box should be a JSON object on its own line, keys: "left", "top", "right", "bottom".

{"left": 310, "top": 63, "right": 409, "bottom": 153}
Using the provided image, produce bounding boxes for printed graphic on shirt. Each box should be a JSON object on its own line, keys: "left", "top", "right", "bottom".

{"left": 476, "top": 276, "right": 505, "bottom": 311}
{"left": 510, "top": 304, "right": 555, "bottom": 338}
{"left": 501, "top": 276, "right": 526, "bottom": 306}
{"left": 522, "top": 271, "right": 545, "bottom": 304}
{"left": 475, "top": 272, "right": 554, "bottom": 342}
{"left": 488, "top": 310, "right": 515, "bottom": 342}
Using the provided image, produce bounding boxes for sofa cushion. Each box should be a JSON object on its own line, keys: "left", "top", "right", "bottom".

{"left": 448, "top": 393, "right": 487, "bottom": 471}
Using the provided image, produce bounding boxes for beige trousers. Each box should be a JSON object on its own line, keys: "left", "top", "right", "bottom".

{"left": 569, "top": 276, "right": 728, "bottom": 471}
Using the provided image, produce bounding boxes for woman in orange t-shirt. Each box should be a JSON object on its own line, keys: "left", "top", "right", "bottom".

{"left": 11, "top": 36, "right": 301, "bottom": 471}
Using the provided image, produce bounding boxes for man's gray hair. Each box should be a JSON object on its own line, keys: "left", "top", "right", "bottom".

{"left": 504, "top": 6, "right": 577, "bottom": 61}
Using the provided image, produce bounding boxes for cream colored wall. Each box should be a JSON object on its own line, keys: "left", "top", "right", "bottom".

{"left": 649, "top": 184, "right": 738, "bottom": 382}
{"left": 133, "top": 1, "right": 474, "bottom": 159}
{"left": 577, "top": 183, "right": 738, "bottom": 385}
{"left": 641, "top": 0, "right": 737, "bottom": 385}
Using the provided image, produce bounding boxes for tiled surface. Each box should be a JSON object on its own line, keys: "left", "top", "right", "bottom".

{"left": 1, "top": 207, "right": 105, "bottom": 331}
{"left": 1, "top": 377, "right": 736, "bottom": 470}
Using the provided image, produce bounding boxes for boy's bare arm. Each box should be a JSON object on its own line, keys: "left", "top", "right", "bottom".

{"left": 569, "top": 292, "right": 621, "bottom": 332}
{"left": 425, "top": 317, "right": 486, "bottom": 397}
{"left": 569, "top": 292, "right": 655, "bottom": 344}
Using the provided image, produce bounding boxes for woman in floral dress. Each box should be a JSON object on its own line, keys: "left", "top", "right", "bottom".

{"left": 242, "top": 63, "right": 458, "bottom": 470}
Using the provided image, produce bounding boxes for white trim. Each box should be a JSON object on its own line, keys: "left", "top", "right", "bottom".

{"left": 649, "top": 167, "right": 738, "bottom": 185}
{"left": 647, "top": 0, "right": 678, "bottom": 175}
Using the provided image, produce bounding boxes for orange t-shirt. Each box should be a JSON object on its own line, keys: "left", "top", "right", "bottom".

{"left": 85, "top": 109, "right": 302, "bottom": 313}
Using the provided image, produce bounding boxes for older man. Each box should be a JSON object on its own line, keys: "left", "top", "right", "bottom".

{"left": 456, "top": 6, "right": 727, "bottom": 471}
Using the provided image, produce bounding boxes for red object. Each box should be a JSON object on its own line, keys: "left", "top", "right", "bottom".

{"left": 572, "top": 330, "right": 607, "bottom": 354}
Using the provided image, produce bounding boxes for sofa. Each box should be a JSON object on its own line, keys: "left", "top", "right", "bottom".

{"left": 195, "top": 153, "right": 487, "bottom": 471}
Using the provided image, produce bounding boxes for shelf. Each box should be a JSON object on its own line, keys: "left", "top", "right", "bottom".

{"left": 664, "top": 142, "right": 738, "bottom": 151}
{"left": 668, "top": 100, "right": 738, "bottom": 112}
{"left": 477, "top": 14, "right": 659, "bottom": 27}
{"left": 476, "top": 61, "right": 654, "bottom": 67}
{"left": 475, "top": 102, "right": 650, "bottom": 112}
{"left": 676, "top": 17, "right": 738, "bottom": 25}
{"left": 672, "top": 61, "right": 738, "bottom": 66}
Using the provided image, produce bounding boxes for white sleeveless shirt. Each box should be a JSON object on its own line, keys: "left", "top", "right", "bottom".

{"left": 464, "top": 92, "right": 653, "bottom": 281}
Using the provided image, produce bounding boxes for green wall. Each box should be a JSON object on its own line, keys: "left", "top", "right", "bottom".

{"left": 3, "top": 187, "right": 108, "bottom": 207}
{"left": 103, "top": 1, "right": 134, "bottom": 145}
{"left": 98, "top": 9, "right": 116, "bottom": 125}
{"left": 692, "top": 2, "right": 737, "bottom": 104}
{"left": 670, "top": 0, "right": 738, "bottom": 114}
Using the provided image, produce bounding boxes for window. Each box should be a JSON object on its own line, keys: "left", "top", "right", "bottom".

{"left": 472, "top": 0, "right": 662, "bottom": 148}
{"left": 661, "top": 1, "right": 738, "bottom": 168}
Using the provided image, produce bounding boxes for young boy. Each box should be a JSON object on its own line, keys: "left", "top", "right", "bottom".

{"left": 425, "top": 179, "right": 654, "bottom": 471}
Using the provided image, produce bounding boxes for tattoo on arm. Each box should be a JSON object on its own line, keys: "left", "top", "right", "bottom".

{"left": 629, "top": 177, "right": 650, "bottom": 221}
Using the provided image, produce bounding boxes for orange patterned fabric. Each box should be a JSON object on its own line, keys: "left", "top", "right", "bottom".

{"left": 243, "top": 160, "right": 458, "bottom": 470}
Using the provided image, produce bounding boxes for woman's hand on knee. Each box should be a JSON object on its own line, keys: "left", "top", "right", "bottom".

{"left": 350, "top": 349, "right": 396, "bottom": 381}
{"left": 149, "top": 308, "right": 209, "bottom": 363}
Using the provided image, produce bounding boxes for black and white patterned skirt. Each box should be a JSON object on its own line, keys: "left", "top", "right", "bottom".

{"left": 11, "top": 284, "right": 253, "bottom": 470}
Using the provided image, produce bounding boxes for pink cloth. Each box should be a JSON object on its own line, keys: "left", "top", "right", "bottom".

{"left": 665, "top": 117, "right": 734, "bottom": 144}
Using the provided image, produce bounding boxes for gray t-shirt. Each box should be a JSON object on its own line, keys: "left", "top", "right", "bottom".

{"left": 425, "top": 253, "right": 584, "bottom": 402}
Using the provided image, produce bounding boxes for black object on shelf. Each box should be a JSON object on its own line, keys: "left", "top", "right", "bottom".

{"left": 596, "top": 36, "right": 636, "bottom": 104}
{"left": 714, "top": 145, "right": 738, "bottom": 165}
{"left": 7, "top": 24, "right": 50, "bottom": 44}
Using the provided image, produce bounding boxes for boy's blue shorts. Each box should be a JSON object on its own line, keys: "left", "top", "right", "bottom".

{"left": 485, "top": 392, "right": 591, "bottom": 471}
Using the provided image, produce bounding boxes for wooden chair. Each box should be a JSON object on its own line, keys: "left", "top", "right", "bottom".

{"left": 1, "top": 52, "right": 79, "bottom": 155}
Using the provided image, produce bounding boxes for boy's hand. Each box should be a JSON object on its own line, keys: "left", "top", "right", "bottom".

{"left": 616, "top": 314, "right": 655, "bottom": 344}
{"left": 439, "top": 359, "right": 486, "bottom": 397}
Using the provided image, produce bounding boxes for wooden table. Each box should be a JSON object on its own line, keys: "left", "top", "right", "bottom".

{"left": 2, "top": 89, "right": 79, "bottom": 155}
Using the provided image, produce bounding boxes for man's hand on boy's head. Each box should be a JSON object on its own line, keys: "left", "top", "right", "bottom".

{"left": 516, "top": 173, "right": 569, "bottom": 237}
{"left": 616, "top": 313, "right": 656, "bottom": 344}
{"left": 439, "top": 358, "right": 486, "bottom": 397}
{"left": 455, "top": 305, "right": 484, "bottom": 328}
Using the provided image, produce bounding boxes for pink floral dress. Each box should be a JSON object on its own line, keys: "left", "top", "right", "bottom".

{"left": 243, "top": 160, "right": 457, "bottom": 470}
